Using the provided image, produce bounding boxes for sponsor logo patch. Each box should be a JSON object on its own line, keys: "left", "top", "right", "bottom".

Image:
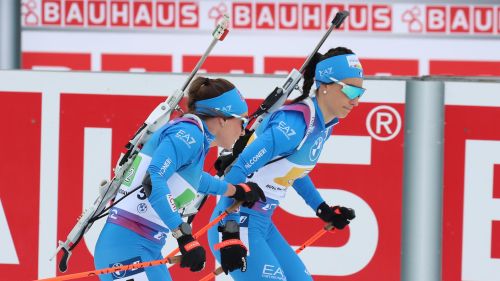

{"left": 318, "top": 66, "right": 333, "bottom": 78}
{"left": 216, "top": 105, "right": 232, "bottom": 113}
{"left": 309, "top": 136, "right": 324, "bottom": 162}
{"left": 166, "top": 194, "right": 177, "bottom": 212}
{"left": 347, "top": 54, "right": 363, "bottom": 70}
{"left": 136, "top": 202, "right": 148, "bottom": 213}
{"left": 175, "top": 129, "right": 196, "bottom": 147}
{"left": 244, "top": 148, "right": 267, "bottom": 169}
{"left": 110, "top": 257, "right": 144, "bottom": 280}
{"left": 158, "top": 158, "right": 172, "bottom": 177}
{"left": 277, "top": 121, "right": 296, "bottom": 139}
{"left": 262, "top": 264, "right": 287, "bottom": 280}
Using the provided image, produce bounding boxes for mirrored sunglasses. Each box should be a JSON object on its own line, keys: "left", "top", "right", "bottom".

{"left": 329, "top": 77, "right": 366, "bottom": 100}
{"left": 227, "top": 112, "right": 249, "bottom": 130}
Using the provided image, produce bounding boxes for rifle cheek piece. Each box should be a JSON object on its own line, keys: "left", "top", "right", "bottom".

{"left": 142, "top": 172, "right": 153, "bottom": 198}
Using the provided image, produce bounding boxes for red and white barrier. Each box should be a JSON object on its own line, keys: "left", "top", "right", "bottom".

{"left": 0, "top": 71, "right": 499, "bottom": 280}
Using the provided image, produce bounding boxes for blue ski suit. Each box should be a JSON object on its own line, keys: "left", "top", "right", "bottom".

{"left": 94, "top": 115, "right": 229, "bottom": 281}
{"left": 208, "top": 97, "right": 339, "bottom": 281}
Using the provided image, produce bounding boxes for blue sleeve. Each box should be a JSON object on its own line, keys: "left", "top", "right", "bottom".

{"left": 224, "top": 110, "right": 307, "bottom": 184}
{"left": 222, "top": 110, "right": 307, "bottom": 222}
{"left": 292, "top": 175, "right": 325, "bottom": 211}
{"left": 147, "top": 123, "right": 202, "bottom": 230}
{"left": 198, "top": 172, "right": 228, "bottom": 195}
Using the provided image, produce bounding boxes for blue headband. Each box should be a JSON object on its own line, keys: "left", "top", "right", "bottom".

{"left": 315, "top": 54, "right": 364, "bottom": 88}
{"left": 194, "top": 87, "right": 248, "bottom": 117}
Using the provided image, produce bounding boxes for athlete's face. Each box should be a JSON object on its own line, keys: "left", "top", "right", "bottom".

{"left": 322, "top": 78, "right": 363, "bottom": 119}
{"left": 216, "top": 116, "right": 246, "bottom": 149}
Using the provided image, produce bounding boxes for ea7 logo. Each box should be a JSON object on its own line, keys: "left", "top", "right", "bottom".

{"left": 318, "top": 67, "right": 333, "bottom": 78}
{"left": 262, "top": 203, "right": 277, "bottom": 211}
{"left": 240, "top": 216, "right": 248, "bottom": 224}
{"left": 216, "top": 105, "right": 232, "bottom": 113}
{"left": 175, "top": 129, "right": 196, "bottom": 146}
{"left": 277, "top": 121, "right": 296, "bottom": 139}
{"left": 262, "top": 264, "right": 286, "bottom": 280}
{"left": 239, "top": 215, "right": 249, "bottom": 227}
{"left": 154, "top": 231, "right": 168, "bottom": 240}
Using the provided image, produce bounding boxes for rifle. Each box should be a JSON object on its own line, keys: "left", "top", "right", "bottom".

{"left": 51, "top": 15, "right": 231, "bottom": 273}
{"left": 181, "top": 11, "right": 350, "bottom": 223}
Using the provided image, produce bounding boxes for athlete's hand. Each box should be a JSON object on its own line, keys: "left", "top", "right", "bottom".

{"left": 177, "top": 235, "right": 206, "bottom": 272}
{"left": 316, "top": 202, "right": 355, "bottom": 229}
{"left": 214, "top": 153, "right": 236, "bottom": 177}
{"left": 215, "top": 231, "right": 247, "bottom": 274}
{"left": 214, "top": 129, "right": 252, "bottom": 177}
{"left": 230, "top": 182, "right": 266, "bottom": 208}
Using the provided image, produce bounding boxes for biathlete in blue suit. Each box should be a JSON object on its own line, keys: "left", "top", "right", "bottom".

{"left": 94, "top": 77, "right": 265, "bottom": 281}
{"left": 208, "top": 47, "right": 364, "bottom": 280}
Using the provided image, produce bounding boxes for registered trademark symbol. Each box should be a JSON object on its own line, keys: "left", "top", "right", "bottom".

{"left": 366, "top": 105, "right": 402, "bottom": 141}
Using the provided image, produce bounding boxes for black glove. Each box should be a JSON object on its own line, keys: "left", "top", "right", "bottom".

{"left": 215, "top": 228, "right": 247, "bottom": 274}
{"left": 177, "top": 235, "right": 206, "bottom": 272}
{"left": 231, "top": 182, "right": 266, "bottom": 208}
{"left": 232, "top": 129, "right": 252, "bottom": 156}
{"left": 316, "top": 202, "right": 356, "bottom": 229}
{"left": 214, "top": 153, "right": 236, "bottom": 177}
{"left": 214, "top": 129, "right": 252, "bottom": 177}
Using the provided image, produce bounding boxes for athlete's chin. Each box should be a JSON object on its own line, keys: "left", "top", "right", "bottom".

{"left": 220, "top": 141, "right": 235, "bottom": 150}
{"left": 337, "top": 111, "right": 349, "bottom": 118}
{"left": 220, "top": 143, "right": 232, "bottom": 150}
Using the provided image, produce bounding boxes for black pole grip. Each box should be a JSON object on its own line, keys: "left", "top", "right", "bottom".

{"left": 58, "top": 248, "right": 71, "bottom": 272}
{"left": 331, "top": 11, "right": 349, "bottom": 28}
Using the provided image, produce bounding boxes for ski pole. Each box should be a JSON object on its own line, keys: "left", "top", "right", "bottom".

{"left": 295, "top": 223, "right": 334, "bottom": 254}
{"left": 37, "top": 200, "right": 242, "bottom": 281}
{"left": 200, "top": 223, "right": 334, "bottom": 281}
{"left": 164, "top": 200, "right": 243, "bottom": 259}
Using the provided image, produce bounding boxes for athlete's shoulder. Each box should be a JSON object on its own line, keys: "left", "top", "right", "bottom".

{"left": 162, "top": 118, "right": 203, "bottom": 149}
{"left": 271, "top": 103, "right": 310, "bottom": 129}
{"left": 262, "top": 108, "right": 307, "bottom": 143}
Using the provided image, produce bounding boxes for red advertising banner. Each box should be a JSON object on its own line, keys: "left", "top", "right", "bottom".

{"left": 182, "top": 55, "right": 254, "bottom": 74}
{"left": 25, "top": 52, "right": 500, "bottom": 78}
{"left": 101, "top": 54, "right": 173, "bottom": 72}
{"left": 443, "top": 104, "right": 500, "bottom": 281}
{"left": 1, "top": 73, "right": 499, "bottom": 280}
{"left": 430, "top": 60, "right": 500, "bottom": 76}
{"left": 0, "top": 92, "right": 42, "bottom": 280}
{"left": 22, "top": 52, "right": 91, "bottom": 71}
{"left": 54, "top": 93, "right": 405, "bottom": 280}
{"left": 264, "top": 56, "right": 419, "bottom": 76}
{"left": 275, "top": 101, "right": 405, "bottom": 281}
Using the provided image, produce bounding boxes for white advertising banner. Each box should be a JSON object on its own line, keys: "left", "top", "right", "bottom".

{"left": 19, "top": 0, "right": 500, "bottom": 77}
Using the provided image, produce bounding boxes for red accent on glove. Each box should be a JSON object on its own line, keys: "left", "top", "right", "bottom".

{"left": 238, "top": 183, "right": 251, "bottom": 192}
{"left": 183, "top": 241, "right": 201, "bottom": 251}
{"left": 214, "top": 239, "right": 247, "bottom": 251}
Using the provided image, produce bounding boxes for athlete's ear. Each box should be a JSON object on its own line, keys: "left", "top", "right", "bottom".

{"left": 220, "top": 117, "right": 227, "bottom": 128}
